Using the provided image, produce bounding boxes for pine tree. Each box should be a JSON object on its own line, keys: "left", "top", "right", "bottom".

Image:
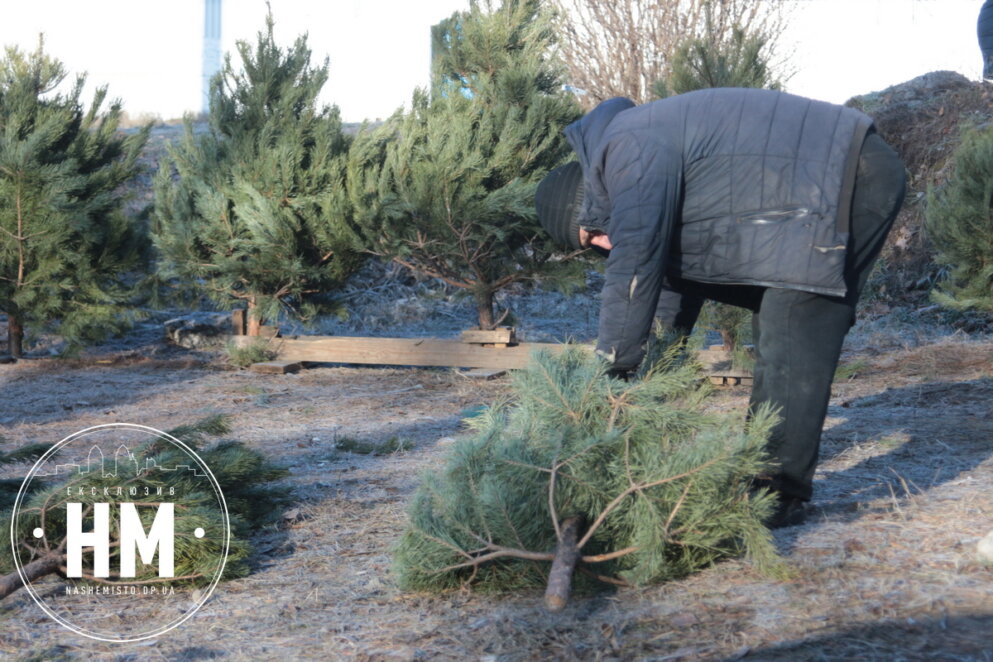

{"left": 653, "top": 26, "right": 781, "bottom": 99}
{"left": 393, "top": 346, "right": 784, "bottom": 609}
{"left": 153, "top": 14, "right": 360, "bottom": 335}
{"left": 347, "top": 0, "right": 583, "bottom": 329}
{"left": 926, "top": 124, "right": 993, "bottom": 311}
{"left": 0, "top": 415, "right": 290, "bottom": 599}
{"left": 0, "top": 41, "right": 148, "bottom": 357}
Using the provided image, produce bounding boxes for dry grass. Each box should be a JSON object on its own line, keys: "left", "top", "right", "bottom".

{"left": 0, "top": 333, "right": 992, "bottom": 661}
{"left": 873, "top": 339, "right": 993, "bottom": 378}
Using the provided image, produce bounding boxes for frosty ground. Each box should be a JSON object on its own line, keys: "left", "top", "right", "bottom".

{"left": 0, "top": 296, "right": 991, "bottom": 661}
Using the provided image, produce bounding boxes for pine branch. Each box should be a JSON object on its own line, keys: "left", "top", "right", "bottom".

{"left": 576, "top": 455, "right": 727, "bottom": 550}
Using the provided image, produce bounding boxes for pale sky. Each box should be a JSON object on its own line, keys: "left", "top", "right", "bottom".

{"left": 0, "top": 0, "right": 986, "bottom": 123}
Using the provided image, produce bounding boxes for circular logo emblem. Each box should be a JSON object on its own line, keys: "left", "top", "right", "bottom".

{"left": 9, "top": 423, "right": 230, "bottom": 642}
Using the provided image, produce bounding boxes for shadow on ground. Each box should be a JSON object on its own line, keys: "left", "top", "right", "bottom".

{"left": 746, "top": 612, "right": 993, "bottom": 661}
{"left": 810, "top": 377, "right": 993, "bottom": 524}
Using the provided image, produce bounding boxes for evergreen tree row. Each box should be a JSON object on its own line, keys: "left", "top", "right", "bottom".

{"left": 4, "top": 0, "right": 986, "bottom": 355}
{"left": 1, "top": 1, "right": 583, "bottom": 356}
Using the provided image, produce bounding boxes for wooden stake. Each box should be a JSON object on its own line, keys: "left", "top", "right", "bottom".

{"left": 544, "top": 516, "right": 584, "bottom": 612}
{"left": 232, "top": 310, "right": 247, "bottom": 336}
{"left": 249, "top": 360, "right": 303, "bottom": 375}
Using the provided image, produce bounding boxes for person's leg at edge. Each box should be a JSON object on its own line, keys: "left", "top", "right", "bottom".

{"left": 751, "top": 132, "right": 906, "bottom": 525}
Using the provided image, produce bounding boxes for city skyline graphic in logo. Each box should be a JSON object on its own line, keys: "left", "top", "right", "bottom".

{"left": 33, "top": 442, "right": 209, "bottom": 479}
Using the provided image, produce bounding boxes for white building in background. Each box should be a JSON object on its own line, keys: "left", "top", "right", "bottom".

{"left": 202, "top": 0, "right": 223, "bottom": 115}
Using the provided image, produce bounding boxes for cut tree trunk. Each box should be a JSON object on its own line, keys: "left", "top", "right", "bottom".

{"left": 544, "top": 516, "right": 584, "bottom": 612}
{"left": 475, "top": 290, "right": 496, "bottom": 330}
{"left": 246, "top": 300, "right": 262, "bottom": 337}
{"left": 719, "top": 329, "right": 734, "bottom": 353}
{"left": 7, "top": 314, "right": 23, "bottom": 358}
{"left": 0, "top": 552, "right": 62, "bottom": 600}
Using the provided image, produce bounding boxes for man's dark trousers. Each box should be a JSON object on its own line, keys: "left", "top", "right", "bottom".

{"left": 656, "top": 132, "right": 906, "bottom": 501}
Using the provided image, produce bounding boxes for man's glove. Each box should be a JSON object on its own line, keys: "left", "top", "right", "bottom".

{"left": 605, "top": 366, "right": 632, "bottom": 381}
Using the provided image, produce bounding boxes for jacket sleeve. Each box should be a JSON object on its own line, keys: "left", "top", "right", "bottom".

{"left": 594, "top": 133, "right": 682, "bottom": 371}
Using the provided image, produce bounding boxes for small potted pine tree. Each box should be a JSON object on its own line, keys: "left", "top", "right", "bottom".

{"left": 153, "top": 13, "right": 361, "bottom": 336}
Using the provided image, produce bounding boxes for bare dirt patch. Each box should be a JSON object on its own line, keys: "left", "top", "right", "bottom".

{"left": 1, "top": 325, "right": 991, "bottom": 661}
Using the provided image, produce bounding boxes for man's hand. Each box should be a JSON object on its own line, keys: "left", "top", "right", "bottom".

{"left": 606, "top": 367, "right": 631, "bottom": 381}
{"left": 579, "top": 228, "right": 613, "bottom": 251}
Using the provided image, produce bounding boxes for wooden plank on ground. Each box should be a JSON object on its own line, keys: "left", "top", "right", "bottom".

{"left": 231, "top": 335, "right": 577, "bottom": 370}
{"left": 229, "top": 335, "right": 754, "bottom": 381}
{"left": 249, "top": 360, "right": 304, "bottom": 375}
{"left": 460, "top": 327, "right": 517, "bottom": 345}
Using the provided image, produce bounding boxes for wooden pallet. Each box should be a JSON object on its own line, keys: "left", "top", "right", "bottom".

{"left": 234, "top": 334, "right": 570, "bottom": 370}
{"left": 231, "top": 312, "right": 752, "bottom": 384}
{"left": 696, "top": 345, "right": 753, "bottom": 387}
{"left": 708, "top": 374, "right": 753, "bottom": 387}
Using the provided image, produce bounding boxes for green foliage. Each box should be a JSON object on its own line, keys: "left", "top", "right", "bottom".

{"left": 394, "top": 346, "right": 783, "bottom": 593}
{"left": 0, "top": 442, "right": 50, "bottom": 466}
{"left": 654, "top": 24, "right": 781, "bottom": 99}
{"left": 347, "top": 0, "right": 583, "bottom": 329}
{"left": 834, "top": 358, "right": 868, "bottom": 382}
{"left": 926, "top": 124, "right": 993, "bottom": 311}
{"left": 161, "top": 414, "right": 232, "bottom": 447}
{"left": 696, "top": 301, "right": 754, "bottom": 370}
{"left": 1, "top": 416, "right": 290, "bottom": 585}
{"left": 225, "top": 338, "right": 277, "bottom": 368}
{"left": 0, "top": 41, "right": 149, "bottom": 356}
{"left": 153, "top": 13, "right": 361, "bottom": 328}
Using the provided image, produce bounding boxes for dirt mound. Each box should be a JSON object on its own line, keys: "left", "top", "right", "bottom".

{"left": 846, "top": 72, "right": 993, "bottom": 308}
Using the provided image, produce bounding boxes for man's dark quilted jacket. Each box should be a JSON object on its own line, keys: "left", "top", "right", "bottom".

{"left": 564, "top": 88, "right": 874, "bottom": 370}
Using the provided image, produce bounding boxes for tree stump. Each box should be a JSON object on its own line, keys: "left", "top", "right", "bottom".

{"left": 544, "top": 516, "right": 584, "bottom": 612}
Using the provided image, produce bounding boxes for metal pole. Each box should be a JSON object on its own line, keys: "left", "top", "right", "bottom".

{"left": 202, "top": 0, "right": 222, "bottom": 115}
